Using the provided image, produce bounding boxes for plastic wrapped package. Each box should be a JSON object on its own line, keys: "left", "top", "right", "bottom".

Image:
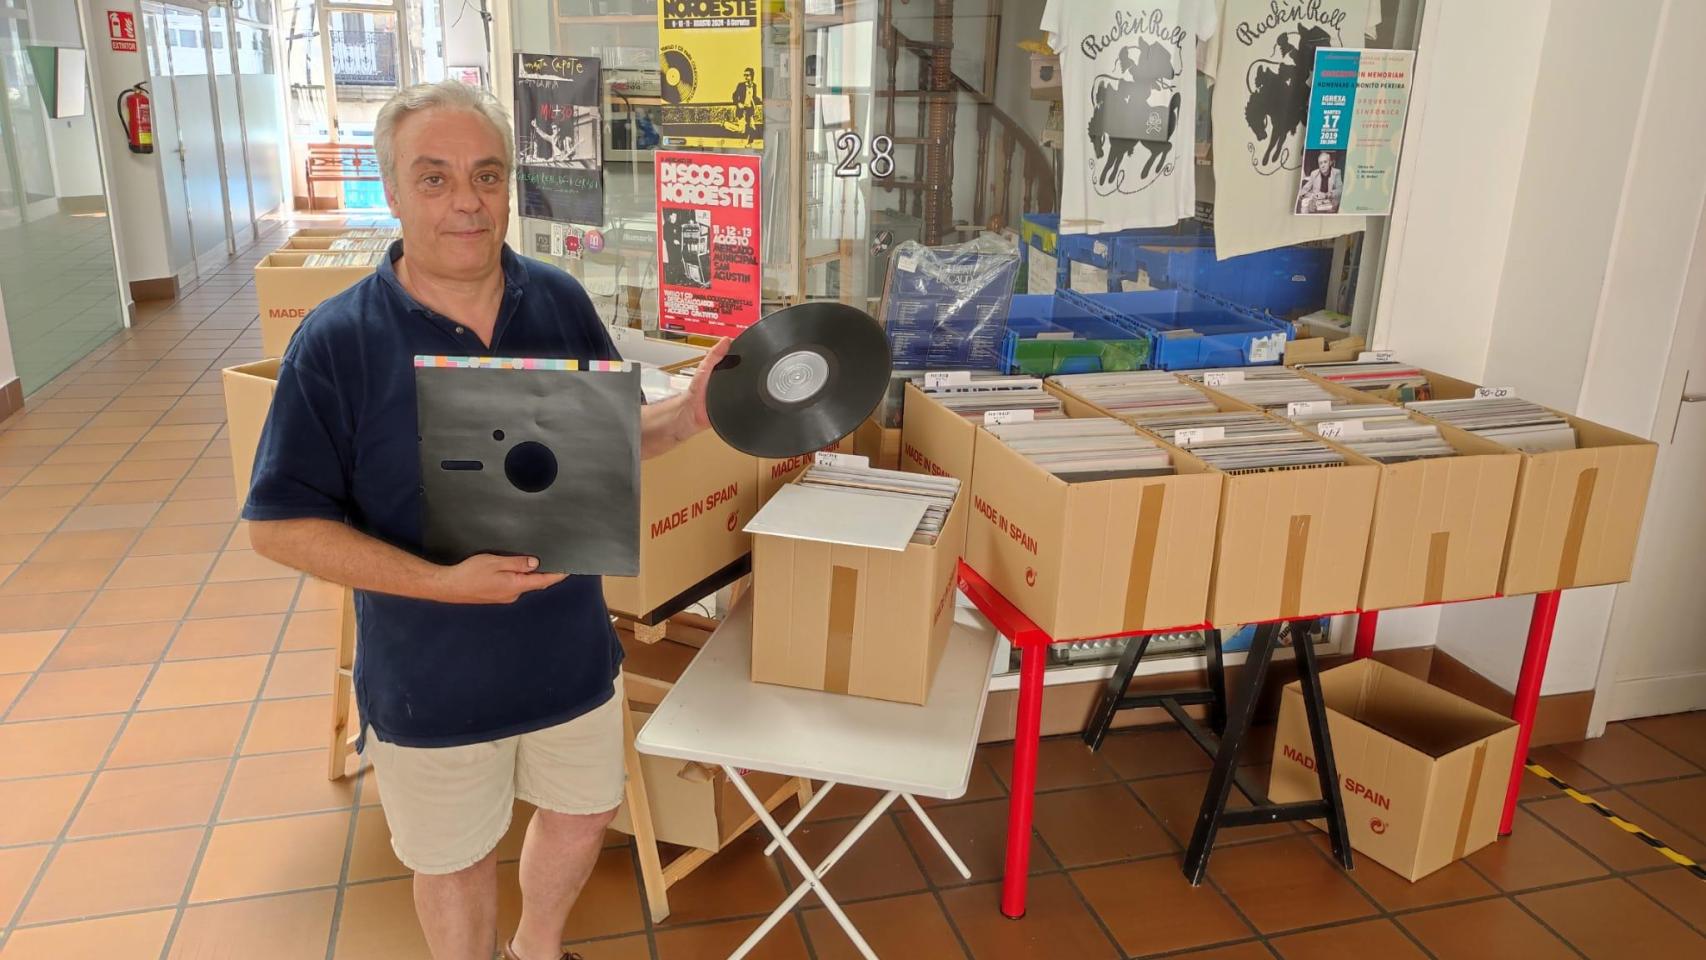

{"left": 878, "top": 235, "right": 1020, "bottom": 372}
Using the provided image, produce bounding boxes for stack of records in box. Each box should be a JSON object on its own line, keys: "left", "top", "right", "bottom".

{"left": 1049, "top": 371, "right": 1220, "bottom": 419}
{"left": 1407, "top": 397, "right": 1577, "bottom": 453}
{"left": 794, "top": 463, "right": 960, "bottom": 545}
{"left": 1141, "top": 412, "right": 1346, "bottom": 473}
{"left": 986, "top": 417, "right": 1173, "bottom": 481}
{"left": 917, "top": 375, "right": 1064, "bottom": 422}
{"left": 1302, "top": 360, "right": 1434, "bottom": 401}
{"left": 1283, "top": 402, "right": 1457, "bottom": 463}
{"left": 304, "top": 250, "right": 387, "bottom": 268}
{"left": 1183, "top": 367, "right": 1337, "bottom": 410}
{"left": 329, "top": 237, "right": 395, "bottom": 251}
{"left": 336, "top": 227, "right": 402, "bottom": 238}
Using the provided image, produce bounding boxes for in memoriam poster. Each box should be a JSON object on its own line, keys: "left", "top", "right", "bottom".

{"left": 655, "top": 150, "right": 761, "bottom": 338}
{"left": 658, "top": 0, "right": 763, "bottom": 149}
{"left": 1297, "top": 48, "right": 1415, "bottom": 217}
{"left": 514, "top": 53, "right": 604, "bottom": 226}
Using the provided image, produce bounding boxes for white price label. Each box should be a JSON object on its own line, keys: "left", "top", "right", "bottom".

{"left": 1069, "top": 259, "right": 1109, "bottom": 292}
{"left": 1027, "top": 249, "right": 1058, "bottom": 294}
{"left": 813, "top": 452, "right": 869, "bottom": 469}
{"left": 923, "top": 371, "right": 972, "bottom": 389}
{"left": 1357, "top": 350, "right": 1396, "bottom": 363}
{"left": 1474, "top": 386, "right": 1516, "bottom": 400}
{"left": 606, "top": 323, "right": 642, "bottom": 344}
{"left": 1034, "top": 331, "right": 1076, "bottom": 341}
{"left": 1093, "top": 240, "right": 1110, "bottom": 257}
{"left": 895, "top": 252, "right": 919, "bottom": 273}
{"left": 1203, "top": 371, "right": 1245, "bottom": 388}
{"left": 984, "top": 409, "right": 1036, "bottom": 426}
{"left": 1287, "top": 400, "right": 1331, "bottom": 416}
{"left": 1316, "top": 420, "right": 1365, "bottom": 441}
{"left": 1249, "top": 333, "right": 1285, "bottom": 363}
{"left": 1174, "top": 426, "right": 1226, "bottom": 447}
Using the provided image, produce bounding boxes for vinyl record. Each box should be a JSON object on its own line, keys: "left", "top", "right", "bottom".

{"left": 660, "top": 49, "right": 696, "bottom": 105}
{"left": 706, "top": 302, "right": 892, "bottom": 459}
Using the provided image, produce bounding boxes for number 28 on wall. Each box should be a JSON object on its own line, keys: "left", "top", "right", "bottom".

{"left": 834, "top": 132, "right": 896, "bottom": 179}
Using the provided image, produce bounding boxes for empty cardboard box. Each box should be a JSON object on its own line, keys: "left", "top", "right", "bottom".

{"left": 222, "top": 359, "right": 282, "bottom": 506}
{"left": 603, "top": 430, "right": 757, "bottom": 619}
{"left": 1267, "top": 660, "right": 1518, "bottom": 881}
{"left": 748, "top": 479, "right": 968, "bottom": 704}
{"left": 256, "top": 251, "right": 373, "bottom": 358}
{"left": 964, "top": 424, "right": 1221, "bottom": 639}
{"left": 855, "top": 415, "right": 902, "bottom": 471}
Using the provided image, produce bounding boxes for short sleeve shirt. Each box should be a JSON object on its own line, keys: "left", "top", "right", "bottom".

{"left": 243, "top": 242, "right": 623, "bottom": 748}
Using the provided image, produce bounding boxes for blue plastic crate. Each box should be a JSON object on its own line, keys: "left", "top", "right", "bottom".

{"left": 1124, "top": 244, "right": 1332, "bottom": 317}
{"left": 1061, "top": 289, "right": 1292, "bottom": 371}
{"left": 1000, "top": 295, "right": 1150, "bottom": 375}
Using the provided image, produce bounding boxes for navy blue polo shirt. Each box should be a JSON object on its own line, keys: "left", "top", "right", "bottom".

{"left": 243, "top": 242, "right": 624, "bottom": 748}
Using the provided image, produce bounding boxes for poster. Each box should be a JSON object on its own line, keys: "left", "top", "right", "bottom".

{"left": 515, "top": 53, "right": 604, "bottom": 226}
{"left": 656, "top": 150, "right": 762, "bottom": 337}
{"left": 1298, "top": 47, "right": 1415, "bottom": 217}
{"left": 657, "top": 0, "right": 763, "bottom": 149}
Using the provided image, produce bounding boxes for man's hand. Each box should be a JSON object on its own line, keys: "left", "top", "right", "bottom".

{"left": 433, "top": 554, "right": 567, "bottom": 604}
{"left": 685, "top": 338, "right": 731, "bottom": 432}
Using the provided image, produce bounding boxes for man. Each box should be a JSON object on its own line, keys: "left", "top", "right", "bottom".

{"left": 1296, "top": 150, "right": 1343, "bottom": 213}
{"left": 732, "top": 66, "right": 758, "bottom": 145}
{"left": 245, "top": 81, "right": 727, "bottom": 960}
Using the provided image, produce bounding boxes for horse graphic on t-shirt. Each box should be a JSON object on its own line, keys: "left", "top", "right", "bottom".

{"left": 1243, "top": 24, "right": 1334, "bottom": 174}
{"left": 1087, "top": 39, "right": 1180, "bottom": 194}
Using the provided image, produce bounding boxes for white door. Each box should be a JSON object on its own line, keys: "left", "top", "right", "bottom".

{"left": 1599, "top": 208, "right": 1706, "bottom": 721}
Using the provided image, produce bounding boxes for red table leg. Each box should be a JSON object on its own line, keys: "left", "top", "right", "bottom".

{"left": 1001, "top": 642, "right": 1046, "bottom": 919}
{"left": 1501, "top": 590, "right": 1562, "bottom": 835}
{"left": 1353, "top": 610, "right": 1379, "bottom": 660}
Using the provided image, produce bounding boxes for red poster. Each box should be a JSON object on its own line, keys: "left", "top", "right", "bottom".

{"left": 655, "top": 150, "right": 761, "bottom": 338}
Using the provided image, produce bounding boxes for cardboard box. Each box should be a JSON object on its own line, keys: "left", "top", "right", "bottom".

{"left": 749, "top": 482, "right": 968, "bottom": 704}
{"left": 221, "top": 360, "right": 281, "bottom": 506}
{"left": 1293, "top": 376, "right": 1522, "bottom": 611}
{"left": 255, "top": 252, "right": 373, "bottom": 358}
{"left": 1049, "top": 375, "right": 1380, "bottom": 627}
{"left": 899, "top": 383, "right": 976, "bottom": 483}
{"left": 964, "top": 425, "right": 1221, "bottom": 639}
{"left": 1285, "top": 334, "right": 1366, "bottom": 366}
{"left": 1268, "top": 660, "right": 1518, "bottom": 881}
{"left": 602, "top": 430, "right": 757, "bottom": 619}
{"left": 1326, "top": 367, "right": 1659, "bottom": 595}
{"left": 755, "top": 433, "right": 856, "bottom": 507}
{"left": 854, "top": 416, "right": 901, "bottom": 471}
{"left": 610, "top": 630, "right": 791, "bottom": 850}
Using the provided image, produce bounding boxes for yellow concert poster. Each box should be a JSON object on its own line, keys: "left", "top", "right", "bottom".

{"left": 658, "top": 0, "right": 764, "bottom": 150}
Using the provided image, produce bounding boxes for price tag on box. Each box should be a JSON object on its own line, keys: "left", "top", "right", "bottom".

{"left": 1287, "top": 400, "right": 1331, "bottom": 416}
{"left": 1357, "top": 350, "right": 1396, "bottom": 363}
{"left": 1203, "top": 371, "right": 1245, "bottom": 388}
{"left": 1474, "top": 386, "right": 1516, "bottom": 400}
{"left": 984, "top": 409, "right": 1036, "bottom": 426}
{"left": 923, "top": 371, "right": 972, "bottom": 389}
{"left": 813, "top": 452, "right": 870, "bottom": 469}
{"left": 1316, "top": 420, "right": 1366, "bottom": 441}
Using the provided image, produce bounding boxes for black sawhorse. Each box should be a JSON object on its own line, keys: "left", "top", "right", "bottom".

{"left": 1082, "top": 619, "right": 1354, "bottom": 884}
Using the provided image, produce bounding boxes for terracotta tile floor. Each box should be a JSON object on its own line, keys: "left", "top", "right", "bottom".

{"left": 4, "top": 222, "right": 1706, "bottom": 958}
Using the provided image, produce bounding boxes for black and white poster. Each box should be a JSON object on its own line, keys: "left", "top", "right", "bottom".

{"left": 515, "top": 53, "right": 604, "bottom": 227}
{"left": 1204, "top": 1, "right": 1380, "bottom": 259}
{"left": 1042, "top": 0, "right": 1220, "bottom": 233}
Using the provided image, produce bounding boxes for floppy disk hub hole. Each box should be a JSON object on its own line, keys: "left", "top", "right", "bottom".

{"left": 504, "top": 441, "right": 558, "bottom": 493}
{"left": 492, "top": 429, "right": 505, "bottom": 441}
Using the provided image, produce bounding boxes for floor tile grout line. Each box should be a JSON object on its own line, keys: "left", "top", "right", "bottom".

{"left": 320, "top": 751, "right": 371, "bottom": 960}
{"left": 0, "top": 425, "right": 253, "bottom": 939}
{"left": 155, "top": 574, "right": 308, "bottom": 960}
{"left": 1616, "top": 718, "right": 1706, "bottom": 775}
{"left": 880, "top": 777, "right": 979, "bottom": 960}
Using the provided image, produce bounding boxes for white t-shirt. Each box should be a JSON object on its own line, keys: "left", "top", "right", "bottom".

{"left": 1043, "top": 0, "right": 1219, "bottom": 234}
{"left": 1204, "top": 0, "right": 1381, "bottom": 259}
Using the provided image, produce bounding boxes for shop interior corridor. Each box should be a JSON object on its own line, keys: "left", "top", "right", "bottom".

{"left": 0, "top": 224, "right": 1703, "bottom": 959}
{"left": 0, "top": 209, "right": 124, "bottom": 396}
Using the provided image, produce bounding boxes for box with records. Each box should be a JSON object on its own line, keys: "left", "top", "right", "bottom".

{"left": 1268, "top": 380, "right": 1522, "bottom": 611}
{"left": 255, "top": 250, "right": 374, "bottom": 358}
{"left": 744, "top": 461, "right": 968, "bottom": 705}
{"left": 1049, "top": 373, "right": 1380, "bottom": 626}
{"left": 899, "top": 376, "right": 1067, "bottom": 491}
{"left": 755, "top": 434, "right": 857, "bottom": 507}
{"left": 964, "top": 414, "right": 1221, "bottom": 638}
{"left": 1300, "top": 364, "right": 1658, "bottom": 595}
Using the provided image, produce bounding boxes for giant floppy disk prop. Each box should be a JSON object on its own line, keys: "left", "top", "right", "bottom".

{"left": 414, "top": 356, "right": 640, "bottom": 576}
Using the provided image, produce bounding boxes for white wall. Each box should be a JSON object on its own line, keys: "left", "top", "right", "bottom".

{"left": 444, "top": 0, "right": 490, "bottom": 76}
{"left": 0, "top": 286, "right": 16, "bottom": 389}
{"left": 1376, "top": 0, "right": 1703, "bottom": 696}
{"left": 80, "top": 0, "right": 175, "bottom": 285}
{"left": 46, "top": 115, "right": 105, "bottom": 199}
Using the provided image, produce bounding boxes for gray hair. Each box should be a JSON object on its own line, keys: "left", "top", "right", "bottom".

{"left": 374, "top": 80, "right": 514, "bottom": 188}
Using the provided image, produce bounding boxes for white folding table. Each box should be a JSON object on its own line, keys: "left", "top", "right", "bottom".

{"left": 634, "top": 593, "right": 1000, "bottom": 960}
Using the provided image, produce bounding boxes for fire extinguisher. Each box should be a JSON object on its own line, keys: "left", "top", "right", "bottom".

{"left": 117, "top": 82, "right": 153, "bottom": 155}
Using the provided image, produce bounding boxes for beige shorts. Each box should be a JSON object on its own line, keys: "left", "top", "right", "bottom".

{"left": 363, "top": 676, "right": 626, "bottom": 874}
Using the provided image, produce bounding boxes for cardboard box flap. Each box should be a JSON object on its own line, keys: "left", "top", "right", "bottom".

{"left": 1318, "top": 661, "right": 1516, "bottom": 758}
{"left": 745, "top": 483, "right": 926, "bottom": 551}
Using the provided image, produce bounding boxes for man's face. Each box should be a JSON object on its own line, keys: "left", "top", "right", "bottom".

{"left": 385, "top": 107, "right": 510, "bottom": 282}
{"left": 744, "top": 69, "right": 754, "bottom": 82}
{"left": 1318, "top": 153, "right": 1334, "bottom": 172}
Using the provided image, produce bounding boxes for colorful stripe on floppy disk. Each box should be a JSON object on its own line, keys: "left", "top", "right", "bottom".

{"left": 413, "top": 356, "right": 633, "bottom": 371}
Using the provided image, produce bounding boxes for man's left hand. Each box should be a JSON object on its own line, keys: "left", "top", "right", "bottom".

{"left": 684, "top": 338, "right": 731, "bottom": 432}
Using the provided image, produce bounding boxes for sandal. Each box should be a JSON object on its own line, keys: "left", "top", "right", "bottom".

{"left": 499, "top": 940, "right": 582, "bottom": 960}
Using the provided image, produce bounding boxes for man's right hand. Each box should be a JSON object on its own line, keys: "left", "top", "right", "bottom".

{"left": 434, "top": 554, "right": 567, "bottom": 604}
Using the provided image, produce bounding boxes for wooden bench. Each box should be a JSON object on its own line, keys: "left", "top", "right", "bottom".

{"left": 306, "top": 142, "right": 381, "bottom": 208}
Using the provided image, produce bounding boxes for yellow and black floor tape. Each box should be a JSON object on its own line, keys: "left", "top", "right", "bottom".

{"left": 1526, "top": 759, "right": 1706, "bottom": 881}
